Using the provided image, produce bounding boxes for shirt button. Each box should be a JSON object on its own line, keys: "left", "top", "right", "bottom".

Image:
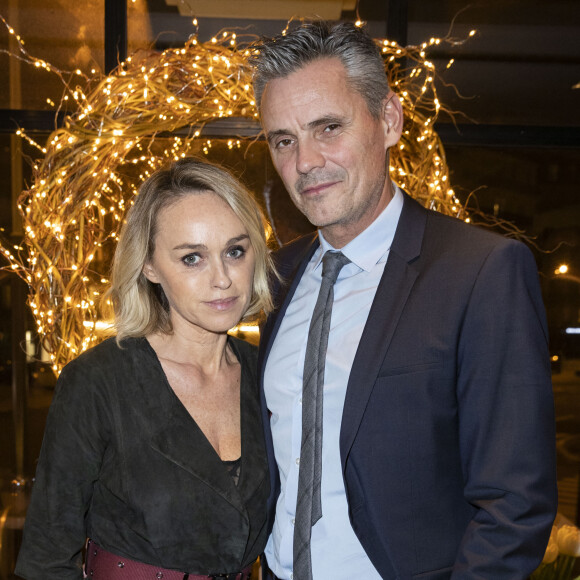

{"left": 295, "top": 457, "right": 300, "bottom": 465}
{"left": 292, "top": 518, "right": 295, "bottom": 525}
{"left": 290, "top": 574, "right": 293, "bottom": 580}
{"left": 299, "top": 397, "right": 302, "bottom": 404}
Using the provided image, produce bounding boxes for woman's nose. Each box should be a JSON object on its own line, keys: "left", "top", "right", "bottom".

{"left": 211, "top": 260, "right": 232, "bottom": 289}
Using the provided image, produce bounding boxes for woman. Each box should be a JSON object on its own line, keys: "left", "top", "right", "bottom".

{"left": 15, "top": 157, "right": 276, "bottom": 579}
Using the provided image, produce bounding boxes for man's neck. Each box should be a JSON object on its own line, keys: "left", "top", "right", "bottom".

{"left": 320, "top": 181, "right": 395, "bottom": 248}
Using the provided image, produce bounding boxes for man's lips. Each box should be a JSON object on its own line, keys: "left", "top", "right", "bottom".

{"left": 299, "top": 181, "right": 338, "bottom": 196}
{"left": 204, "top": 297, "right": 238, "bottom": 311}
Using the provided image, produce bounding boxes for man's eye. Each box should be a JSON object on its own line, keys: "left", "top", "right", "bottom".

{"left": 182, "top": 253, "right": 201, "bottom": 266}
{"left": 275, "top": 138, "right": 293, "bottom": 149}
{"left": 324, "top": 123, "right": 341, "bottom": 133}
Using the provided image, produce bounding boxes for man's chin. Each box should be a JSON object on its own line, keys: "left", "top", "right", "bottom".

{"left": 304, "top": 215, "right": 335, "bottom": 229}
{"left": 298, "top": 205, "right": 340, "bottom": 229}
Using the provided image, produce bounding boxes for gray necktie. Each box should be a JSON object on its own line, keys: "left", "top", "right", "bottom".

{"left": 294, "top": 250, "right": 351, "bottom": 580}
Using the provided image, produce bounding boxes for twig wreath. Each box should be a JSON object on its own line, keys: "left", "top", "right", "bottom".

{"left": 0, "top": 17, "right": 475, "bottom": 373}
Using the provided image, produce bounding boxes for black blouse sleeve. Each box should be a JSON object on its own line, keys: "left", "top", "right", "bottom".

{"left": 15, "top": 356, "right": 112, "bottom": 579}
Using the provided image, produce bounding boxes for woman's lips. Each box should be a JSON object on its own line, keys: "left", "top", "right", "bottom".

{"left": 204, "top": 297, "right": 238, "bottom": 311}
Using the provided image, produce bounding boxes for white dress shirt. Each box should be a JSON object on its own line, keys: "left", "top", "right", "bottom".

{"left": 264, "top": 186, "right": 404, "bottom": 579}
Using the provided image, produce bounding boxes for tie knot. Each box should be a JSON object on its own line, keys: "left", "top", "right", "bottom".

{"left": 321, "top": 251, "right": 351, "bottom": 284}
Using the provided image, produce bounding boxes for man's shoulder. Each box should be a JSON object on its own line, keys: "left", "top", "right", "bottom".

{"left": 274, "top": 231, "right": 318, "bottom": 274}
{"left": 425, "top": 207, "right": 520, "bottom": 249}
{"left": 399, "top": 193, "right": 533, "bottom": 268}
{"left": 275, "top": 231, "right": 318, "bottom": 257}
{"left": 396, "top": 187, "right": 514, "bottom": 248}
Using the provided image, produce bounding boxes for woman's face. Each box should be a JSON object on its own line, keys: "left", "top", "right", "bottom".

{"left": 143, "top": 191, "right": 256, "bottom": 337}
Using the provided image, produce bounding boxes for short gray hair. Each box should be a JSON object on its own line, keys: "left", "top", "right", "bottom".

{"left": 249, "top": 20, "right": 390, "bottom": 118}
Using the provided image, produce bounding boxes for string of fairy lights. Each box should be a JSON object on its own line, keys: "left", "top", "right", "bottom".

{"left": 0, "top": 15, "right": 477, "bottom": 374}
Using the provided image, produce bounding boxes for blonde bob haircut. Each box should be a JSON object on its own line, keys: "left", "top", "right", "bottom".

{"left": 106, "top": 157, "right": 275, "bottom": 342}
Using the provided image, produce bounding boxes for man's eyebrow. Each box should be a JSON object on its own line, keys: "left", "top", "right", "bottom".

{"left": 266, "top": 129, "right": 291, "bottom": 144}
{"left": 306, "top": 115, "right": 344, "bottom": 130}
{"left": 266, "top": 116, "right": 345, "bottom": 143}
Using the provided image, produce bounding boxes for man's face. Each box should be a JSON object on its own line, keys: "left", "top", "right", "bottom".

{"left": 260, "top": 57, "right": 401, "bottom": 247}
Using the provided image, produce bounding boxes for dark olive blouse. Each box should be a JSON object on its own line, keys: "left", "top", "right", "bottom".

{"left": 15, "top": 335, "right": 269, "bottom": 579}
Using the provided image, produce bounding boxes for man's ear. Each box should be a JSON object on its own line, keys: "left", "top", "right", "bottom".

{"left": 382, "top": 92, "right": 404, "bottom": 148}
{"left": 142, "top": 262, "right": 159, "bottom": 283}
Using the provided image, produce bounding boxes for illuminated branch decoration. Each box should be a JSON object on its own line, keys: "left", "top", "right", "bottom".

{"left": 0, "top": 16, "right": 474, "bottom": 374}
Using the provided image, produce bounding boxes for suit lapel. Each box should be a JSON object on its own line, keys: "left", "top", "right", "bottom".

{"left": 340, "top": 194, "right": 428, "bottom": 463}
{"left": 260, "top": 196, "right": 429, "bottom": 484}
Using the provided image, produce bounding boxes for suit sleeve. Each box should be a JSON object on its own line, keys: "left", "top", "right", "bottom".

{"left": 14, "top": 360, "right": 111, "bottom": 580}
{"left": 452, "top": 239, "right": 558, "bottom": 578}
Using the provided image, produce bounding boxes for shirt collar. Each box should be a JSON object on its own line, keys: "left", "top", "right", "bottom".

{"left": 315, "top": 184, "right": 404, "bottom": 273}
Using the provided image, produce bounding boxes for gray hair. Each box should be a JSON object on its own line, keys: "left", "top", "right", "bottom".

{"left": 249, "top": 20, "right": 390, "bottom": 118}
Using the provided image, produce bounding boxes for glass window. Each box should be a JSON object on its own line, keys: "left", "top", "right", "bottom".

{"left": 0, "top": 0, "right": 105, "bottom": 110}
{"left": 407, "top": 0, "right": 580, "bottom": 126}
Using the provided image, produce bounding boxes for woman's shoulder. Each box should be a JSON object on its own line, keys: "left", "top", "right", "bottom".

{"left": 59, "top": 336, "right": 148, "bottom": 386}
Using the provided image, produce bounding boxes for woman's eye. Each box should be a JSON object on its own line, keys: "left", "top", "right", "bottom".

{"left": 227, "top": 246, "right": 245, "bottom": 259}
{"left": 182, "top": 253, "right": 201, "bottom": 266}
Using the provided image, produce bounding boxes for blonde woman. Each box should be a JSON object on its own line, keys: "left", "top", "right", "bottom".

{"left": 16, "top": 158, "right": 276, "bottom": 579}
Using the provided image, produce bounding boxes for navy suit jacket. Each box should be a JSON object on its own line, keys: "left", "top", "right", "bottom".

{"left": 258, "top": 193, "right": 557, "bottom": 579}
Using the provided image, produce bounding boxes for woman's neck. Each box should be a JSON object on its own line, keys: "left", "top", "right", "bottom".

{"left": 146, "top": 328, "right": 233, "bottom": 374}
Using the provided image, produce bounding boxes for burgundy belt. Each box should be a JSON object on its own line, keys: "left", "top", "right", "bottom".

{"left": 85, "top": 539, "right": 254, "bottom": 580}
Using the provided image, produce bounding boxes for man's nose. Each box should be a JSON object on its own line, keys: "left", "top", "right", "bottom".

{"left": 296, "top": 138, "right": 325, "bottom": 174}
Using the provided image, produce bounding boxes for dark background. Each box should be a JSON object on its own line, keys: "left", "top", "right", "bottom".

{"left": 0, "top": 1, "right": 579, "bottom": 576}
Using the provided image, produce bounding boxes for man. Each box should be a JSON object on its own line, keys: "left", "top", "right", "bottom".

{"left": 251, "top": 20, "right": 557, "bottom": 579}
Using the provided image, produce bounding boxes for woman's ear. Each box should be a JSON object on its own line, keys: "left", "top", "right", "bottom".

{"left": 142, "top": 262, "right": 159, "bottom": 283}
{"left": 382, "top": 92, "right": 404, "bottom": 147}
